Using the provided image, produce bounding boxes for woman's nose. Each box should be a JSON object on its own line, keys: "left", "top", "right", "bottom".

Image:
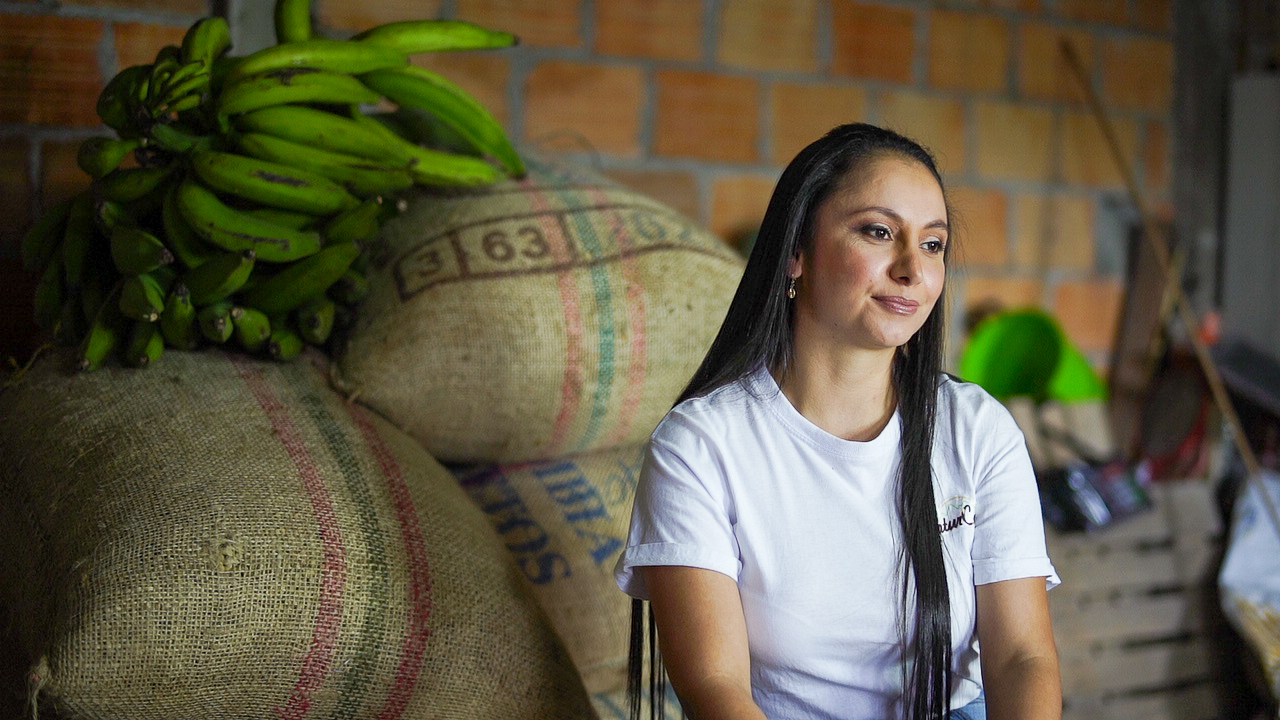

{"left": 890, "top": 246, "right": 922, "bottom": 285}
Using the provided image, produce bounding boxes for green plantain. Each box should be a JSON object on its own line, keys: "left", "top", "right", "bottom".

{"left": 232, "top": 306, "right": 271, "bottom": 353}
{"left": 241, "top": 241, "right": 359, "bottom": 315}
{"left": 295, "top": 294, "right": 336, "bottom": 345}
{"left": 235, "top": 132, "right": 414, "bottom": 198}
{"left": 190, "top": 150, "right": 360, "bottom": 216}
{"left": 182, "top": 248, "right": 255, "bottom": 305}
{"left": 353, "top": 19, "right": 517, "bottom": 54}
{"left": 159, "top": 281, "right": 200, "bottom": 350}
{"left": 224, "top": 39, "right": 407, "bottom": 85}
{"left": 21, "top": 196, "right": 73, "bottom": 274}
{"left": 217, "top": 67, "right": 381, "bottom": 116}
{"left": 77, "top": 137, "right": 143, "bottom": 179}
{"left": 122, "top": 319, "right": 165, "bottom": 367}
{"left": 197, "top": 300, "right": 238, "bottom": 344}
{"left": 175, "top": 177, "right": 323, "bottom": 262}
{"left": 274, "top": 0, "right": 313, "bottom": 44}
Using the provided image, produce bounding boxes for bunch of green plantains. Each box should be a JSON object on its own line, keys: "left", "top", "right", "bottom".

{"left": 21, "top": 0, "right": 524, "bottom": 371}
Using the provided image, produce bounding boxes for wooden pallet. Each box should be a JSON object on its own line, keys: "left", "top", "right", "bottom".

{"left": 1047, "top": 478, "right": 1228, "bottom": 720}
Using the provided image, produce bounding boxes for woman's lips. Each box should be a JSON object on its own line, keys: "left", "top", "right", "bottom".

{"left": 873, "top": 296, "right": 919, "bottom": 315}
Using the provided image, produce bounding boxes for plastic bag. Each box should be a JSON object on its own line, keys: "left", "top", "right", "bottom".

{"left": 1220, "top": 470, "right": 1280, "bottom": 701}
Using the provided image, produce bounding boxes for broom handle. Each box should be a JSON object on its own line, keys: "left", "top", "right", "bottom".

{"left": 1060, "top": 39, "right": 1280, "bottom": 536}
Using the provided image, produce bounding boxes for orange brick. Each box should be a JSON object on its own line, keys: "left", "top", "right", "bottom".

{"left": 716, "top": 0, "right": 818, "bottom": 73}
{"left": 69, "top": 0, "right": 205, "bottom": 14}
{"left": 710, "top": 173, "right": 777, "bottom": 249}
{"left": 314, "top": 0, "right": 445, "bottom": 33}
{"left": 595, "top": 0, "right": 702, "bottom": 61}
{"left": 1102, "top": 36, "right": 1173, "bottom": 112}
{"left": 1053, "top": 278, "right": 1123, "bottom": 353}
{"left": 455, "top": 0, "right": 582, "bottom": 48}
{"left": 928, "top": 10, "right": 1010, "bottom": 93}
{"left": 962, "top": 275, "right": 1044, "bottom": 319}
{"left": 829, "top": 0, "right": 921, "bottom": 82}
{"left": 1144, "top": 120, "right": 1170, "bottom": 196}
{"left": 113, "top": 22, "right": 189, "bottom": 71}
{"left": 523, "top": 61, "right": 644, "bottom": 158}
{"left": 0, "top": 139, "right": 32, "bottom": 255}
{"left": 411, "top": 53, "right": 512, "bottom": 127}
{"left": 769, "top": 82, "right": 868, "bottom": 165}
{"left": 1059, "top": 0, "right": 1127, "bottom": 24}
{"left": 831, "top": 2, "right": 915, "bottom": 83}
{"left": 948, "top": 186, "right": 1009, "bottom": 268}
{"left": 604, "top": 168, "right": 702, "bottom": 226}
{"left": 1015, "top": 193, "right": 1095, "bottom": 271}
{"left": 40, "top": 140, "right": 86, "bottom": 209}
{"left": 1060, "top": 109, "right": 1139, "bottom": 188}
{"left": 1133, "top": 0, "right": 1172, "bottom": 32}
{"left": 655, "top": 70, "right": 759, "bottom": 163}
{"left": 879, "top": 90, "right": 966, "bottom": 176}
{"left": 1018, "top": 23, "right": 1094, "bottom": 103}
{"left": 974, "top": 101, "right": 1054, "bottom": 182}
{"left": 0, "top": 16, "right": 105, "bottom": 126}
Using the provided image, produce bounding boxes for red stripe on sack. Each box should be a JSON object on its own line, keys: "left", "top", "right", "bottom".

{"left": 233, "top": 358, "right": 347, "bottom": 720}
{"left": 347, "top": 406, "right": 435, "bottom": 720}
{"left": 523, "top": 177, "right": 586, "bottom": 454}
{"left": 590, "top": 187, "right": 647, "bottom": 446}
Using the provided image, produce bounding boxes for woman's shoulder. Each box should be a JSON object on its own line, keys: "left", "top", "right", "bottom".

{"left": 935, "top": 373, "right": 1021, "bottom": 437}
{"left": 653, "top": 369, "right": 772, "bottom": 444}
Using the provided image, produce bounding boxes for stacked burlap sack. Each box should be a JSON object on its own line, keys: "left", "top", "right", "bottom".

{"left": 0, "top": 349, "right": 594, "bottom": 719}
{"left": 0, "top": 152, "right": 744, "bottom": 718}
{"left": 334, "top": 152, "right": 745, "bottom": 699}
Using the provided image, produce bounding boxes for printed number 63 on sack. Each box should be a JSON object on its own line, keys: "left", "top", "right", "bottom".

{"left": 395, "top": 221, "right": 557, "bottom": 299}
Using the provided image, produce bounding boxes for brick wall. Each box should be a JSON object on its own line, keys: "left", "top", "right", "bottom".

{"left": 0, "top": 0, "right": 1174, "bottom": 370}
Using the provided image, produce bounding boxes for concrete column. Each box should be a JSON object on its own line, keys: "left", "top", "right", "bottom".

{"left": 220, "top": 0, "right": 278, "bottom": 57}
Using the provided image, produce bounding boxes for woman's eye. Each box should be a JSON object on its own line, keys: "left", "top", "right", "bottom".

{"left": 863, "top": 224, "right": 891, "bottom": 240}
{"left": 923, "top": 239, "right": 947, "bottom": 254}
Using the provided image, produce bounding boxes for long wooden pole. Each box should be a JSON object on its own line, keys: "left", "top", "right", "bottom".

{"left": 1060, "top": 39, "right": 1280, "bottom": 538}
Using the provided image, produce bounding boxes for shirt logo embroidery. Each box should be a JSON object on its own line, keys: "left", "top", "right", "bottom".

{"left": 937, "top": 495, "right": 975, "bottom": 534}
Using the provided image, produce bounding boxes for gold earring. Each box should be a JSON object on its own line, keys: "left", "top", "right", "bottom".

{"left": 787, "top": 277, "right": 797, "bottom": 299}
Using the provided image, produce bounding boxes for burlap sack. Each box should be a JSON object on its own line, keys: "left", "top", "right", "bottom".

{"left": 452, "top": 444, "right": 644, "bottom": 694}
{"left": 0, "top": 349, "right": 596, "bottom": 720}
{"left": 334, "top": 153, "right": 744, "bottom": 464}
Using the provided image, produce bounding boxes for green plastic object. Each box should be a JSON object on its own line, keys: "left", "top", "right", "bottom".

{"left": 959, "top": 308, "right": 1107, "bottom": 403}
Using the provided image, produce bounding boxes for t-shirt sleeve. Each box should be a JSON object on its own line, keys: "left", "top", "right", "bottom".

{"left": 971, "top": 404, "right": 1061, "bottom": 590}
{"left": 614, "top": 418, "right": 742, "bottom": 600}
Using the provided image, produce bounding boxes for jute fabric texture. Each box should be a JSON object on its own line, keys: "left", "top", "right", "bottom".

{"left": 452, "top": 443, "right": 644, "bottom": 694}
{"left": 0, "top": 349, "right": 595, "bottom": 720}
{"left": 334, "top": 152, "right": 744, "bottom": 464}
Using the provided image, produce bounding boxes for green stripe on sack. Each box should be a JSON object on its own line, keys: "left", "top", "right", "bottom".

{"left": 563, "top": 188, "right": 617, "bottom": 451}
{"left": 282, "top": 362, "right": 392, "bottom": 718}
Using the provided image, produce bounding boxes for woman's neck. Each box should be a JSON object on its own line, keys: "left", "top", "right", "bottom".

{"left": 773, "top": 346, "right": 897, "bottom": 442}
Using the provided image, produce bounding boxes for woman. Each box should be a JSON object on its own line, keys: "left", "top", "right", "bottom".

{"left": 614, "top": 123, "right": 1061, "bottom": 720}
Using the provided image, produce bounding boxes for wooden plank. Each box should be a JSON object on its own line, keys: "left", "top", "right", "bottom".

{"left": 1051, "top": 590, "right": 1206, "bottom": 643}
{"left": 1058, "top": 637, "right": 1216, "bottom": 695}
{"left": 1062, "top": 682, "right": 1220, "bottom": 720}
{"left": 1160, "top": 479, "right": 1222, "bottom": 539}
{"left": 1173, "top": 535, "right": 1224, "bottom": 586}
{"left": 1044, "top": 476, "right": 1228, "bottom": 717}
{"left": 1050, "top": 542, "right": 1182, "bottom": 593}
{"left": 1047, "top": 505, "right": 1172, "bottom": 550}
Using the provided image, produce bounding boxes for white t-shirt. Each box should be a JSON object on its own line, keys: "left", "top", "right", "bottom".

{"left": 615, "top": 366, "right": 1059, "bottom": 720}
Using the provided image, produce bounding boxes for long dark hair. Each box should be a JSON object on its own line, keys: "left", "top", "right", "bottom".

{"left": 629, "top": 123, "right": 953, "bottom": 720}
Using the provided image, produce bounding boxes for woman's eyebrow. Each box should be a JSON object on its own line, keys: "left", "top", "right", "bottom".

{"left": 853, "top": 206, "right": 949, "bottom": 232}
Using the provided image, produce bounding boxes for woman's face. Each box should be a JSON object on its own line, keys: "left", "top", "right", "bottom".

{"left": 789, "top": 153, "right": 948, "bottom": 353}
